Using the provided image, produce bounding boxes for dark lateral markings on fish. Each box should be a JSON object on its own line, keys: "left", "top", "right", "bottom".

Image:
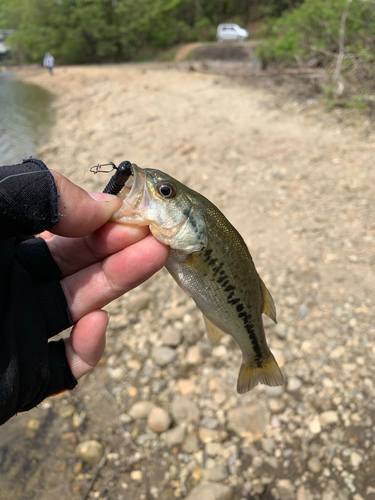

{"left": 201, "top": 247, "right": 263, "bottom": 365}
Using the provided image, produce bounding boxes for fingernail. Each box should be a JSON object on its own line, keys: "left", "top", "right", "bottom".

{"left": 89, "top": 192, "right": 117, "bottom": 202}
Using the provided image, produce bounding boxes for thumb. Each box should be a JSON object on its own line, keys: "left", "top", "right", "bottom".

{"left": 50, "top": 170, "right": 122, "bottom": 237}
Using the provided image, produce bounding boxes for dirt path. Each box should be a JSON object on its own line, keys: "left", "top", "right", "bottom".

{"left": 174, "top": 43, "right": 203, "bottom": 61}
{"left": 1, "top": 63, "right": 374, "bottom": 500}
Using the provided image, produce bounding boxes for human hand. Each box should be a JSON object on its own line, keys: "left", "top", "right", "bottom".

{"left": 41, "top": 171, "right": 169, "bottom": 381}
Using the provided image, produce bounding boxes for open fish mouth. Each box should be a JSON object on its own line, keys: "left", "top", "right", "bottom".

{"left": 117, "top": 162, "right": 145, "bottom": 201}
{"left": 112, "top": 163, "right": 152, "bottom": 224}
{"left": 117, "top": 161, "right": 136, "bottom": 198}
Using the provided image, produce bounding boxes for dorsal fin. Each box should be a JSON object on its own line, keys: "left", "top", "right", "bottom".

{"left": 203, "top": 315, "right": 226, "bottom": 348}
{"left": 259, "top": 278, "right": 277, "bottom": 323}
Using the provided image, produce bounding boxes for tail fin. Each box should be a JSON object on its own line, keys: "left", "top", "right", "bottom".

{"left": 237, "top": 351, "right": 284, "bottom": 394}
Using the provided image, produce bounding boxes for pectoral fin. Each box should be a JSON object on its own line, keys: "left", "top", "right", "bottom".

{"left": 237, "top": 351, "right": 284, "bottom": 393}
{"left": 259, "top": 277, "right": 277, "bottom": 323}
{"left": 203, "top": 316, "right": 226, "bottom": 348}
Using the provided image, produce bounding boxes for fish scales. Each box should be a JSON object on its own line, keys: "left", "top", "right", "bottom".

{"left": 167, "top": 205, "right": 266, "bottom": 362}
{"left": 112, "top": 164, "right": 284, "bottom": 393}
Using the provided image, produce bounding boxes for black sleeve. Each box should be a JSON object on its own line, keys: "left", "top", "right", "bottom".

{"left": 0, "top": 159, "right": 77, "bottom": 425}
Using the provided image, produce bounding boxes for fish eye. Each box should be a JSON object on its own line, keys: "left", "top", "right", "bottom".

{"left": 156, "top": 181, "right": 177, "bottom": 199}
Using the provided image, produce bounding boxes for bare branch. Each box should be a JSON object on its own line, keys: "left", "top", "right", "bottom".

{"left": 310, "top": 45, "right": 337, "bottom": 58}
{"left": 333, "top": 0, "right": 353, "bottom": 94}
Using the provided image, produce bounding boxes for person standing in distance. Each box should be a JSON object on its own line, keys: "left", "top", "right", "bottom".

{"left": 43, "top": 52, "right": 55, "bottom": 76}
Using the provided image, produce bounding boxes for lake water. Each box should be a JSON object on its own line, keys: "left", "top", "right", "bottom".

{"left": 0, "top": 71, "right": 52, "bottom": 166}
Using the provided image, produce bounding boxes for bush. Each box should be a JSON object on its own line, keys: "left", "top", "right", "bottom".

{"left": 256, "top": 0, "right": 375, "bottom": 68}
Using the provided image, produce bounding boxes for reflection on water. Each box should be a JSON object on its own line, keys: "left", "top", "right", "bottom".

{"left": 0, "top": 71, "right": 52, "bottom": 165}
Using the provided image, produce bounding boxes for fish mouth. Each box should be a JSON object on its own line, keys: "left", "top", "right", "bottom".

{"left": 118, "top": 162, "right": 146, "bottom": 201}
{"left": 112, "top": 163, "right": 151, "bottom": 223}
{"left": 118, "top": 162, "right": 137, "bottom": 197}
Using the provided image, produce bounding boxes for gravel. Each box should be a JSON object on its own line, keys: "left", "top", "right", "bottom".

{"left": 2, "top": 62, "right": 374, "bottom": 500}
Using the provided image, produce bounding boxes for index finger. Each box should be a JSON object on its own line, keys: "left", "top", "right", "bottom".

{"left": 43, "top": 222, "right": 150, "bottom": 278}
{"left": 61, "top": 233, "right": 169, "bottom": 321}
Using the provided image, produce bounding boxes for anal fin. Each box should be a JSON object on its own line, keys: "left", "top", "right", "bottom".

{"left": 237, "top": 351, "right": 284, "bottom": 394}
{"left": 203, "top": 316, "right": 226, "bottom": 348}
{"left": 259, "top": 277, "right": 277, "bottom": 323}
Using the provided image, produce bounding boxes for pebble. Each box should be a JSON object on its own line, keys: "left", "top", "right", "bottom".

{"left": 212, "top": 345, "right": 227, "bottom": 358}
{"left": 185, "top": 482, "right": 232, "bottom": 500}
{"left": 274, "top": 324, "right": 287, "bottom": 338}
{"left": 151, "top": 380, "right": 166, "bottom": 394}
{"left": 261, "top": 437, "right": 275, "bottom": 454}
{"left": 107, "top": 367, "right": 124, "bottom": 381}
{"left": 161, "top": 425, "right": 186, "bottom": 446}
{"left": 58, "top": 404, "right": 76, "bottom": 419}
{"left": 129, "top": 401, "right": 156, "bottom": 420}
{"left": 350, "top": 451, "right": 363, "bottom": 468}
{"left": 147, "top": 407, "right": 172, "bottom": 433}
{"left": 182, "top": 432, "right": 199, "bottom": 453}
{"left": 27, "top": 419, "right": 41, "bottom": 431}
{"left": 267, "top": 386, "right": 284, "bottom": 397}
{"left": 309, "top": 419, "right": 322, "bottom": 435}
{"left": 287, "top": 377, "right": 302, "bottom": 392}
{"left": 203, "top": 464, "right": 229, "bottom": 482}
{"left": 161, "top": 326, "right": 183, "bottom": 347}
{"left": 205, "top": 442, "right": 222, "bottom": 457}
{"left": 307, "top": 457, "right": 322, "bottom": 473}
{"left": 183, "top": 328, "right": 203, "bottom": 345}
{"left": 72, "top": 411, "right": 86, "bottom": 428}
{"left": 163, "top": 305, "right": 190, "bottom": 321}
{"left": 329, "top": 346, "right": 345, "bottom": 359}
{"left": 186, "top": 345, "right": 204, "bottom": 364}
{"left": 296, "top": 486, "right": 313, "bottom": 500}
{"left": 299, "top": 304, "right": 309, "bottom": 318}
{"left": 226, "top": 402, "right": 269, "bottom": 438}
{"left": 130, "top": 470, "right": 143, "bottom": 482}
{"left": 126, "top": 359, "right": 142, "bottom": 371}
{"left": 199, "top": 427, "right": 220, "bottom": 443}
{"left": 152, "top": 346, "right": 176, "bottom": 366}
{"left": 127, "top": 386, "right": 139, "bottom": 397}
{"left": 177, "top": 379, "right": 196, "bottom": 395}
{"left": 120, "top": 413, "right": 133, "bottom": 424}
{"left": 201, "top": 417, "right": 219, "bottom": 430}
{"left": 75, "top": 440, "right": 104, "bottom": 465}
{"left": 320, "top": 411, "right": 339, "bottom": 424}
{"left": 268, "top": 398, "right": 286, "bottom": 414}
{"left": 275, "top": 479, "right": 295, "bottom": 500}
{"left": 171, "top": 396, "right": 200, "bottom": 424}
{"left": 127, "top": 292, "right": 152, "bottom": 314}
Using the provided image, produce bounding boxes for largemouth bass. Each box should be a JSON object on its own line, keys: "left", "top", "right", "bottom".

{"left": 112, "top": 163, "right": 284, "bottom": 393}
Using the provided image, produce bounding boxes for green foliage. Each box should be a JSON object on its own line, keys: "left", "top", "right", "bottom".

{"left": 260, "top": 0, "right": 304, "bottom": 18}
{"left": 1, "top": 0, "right": 302, "bottom": 64}
{"left": 256, "top": 0, "right": 375, "bottom": 68}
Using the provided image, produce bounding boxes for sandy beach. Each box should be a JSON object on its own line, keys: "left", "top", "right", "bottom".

{"left": 1, "top": 62, "right": 374, "bottom": 500}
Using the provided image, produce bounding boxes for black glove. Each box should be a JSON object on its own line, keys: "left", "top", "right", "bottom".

{"left": 0, "top": 159, "right": 77, "bottom": 425}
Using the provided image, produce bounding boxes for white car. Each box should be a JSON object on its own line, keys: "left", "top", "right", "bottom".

{"left": 216, "top": 23, "right": 249, "bottom": 42}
